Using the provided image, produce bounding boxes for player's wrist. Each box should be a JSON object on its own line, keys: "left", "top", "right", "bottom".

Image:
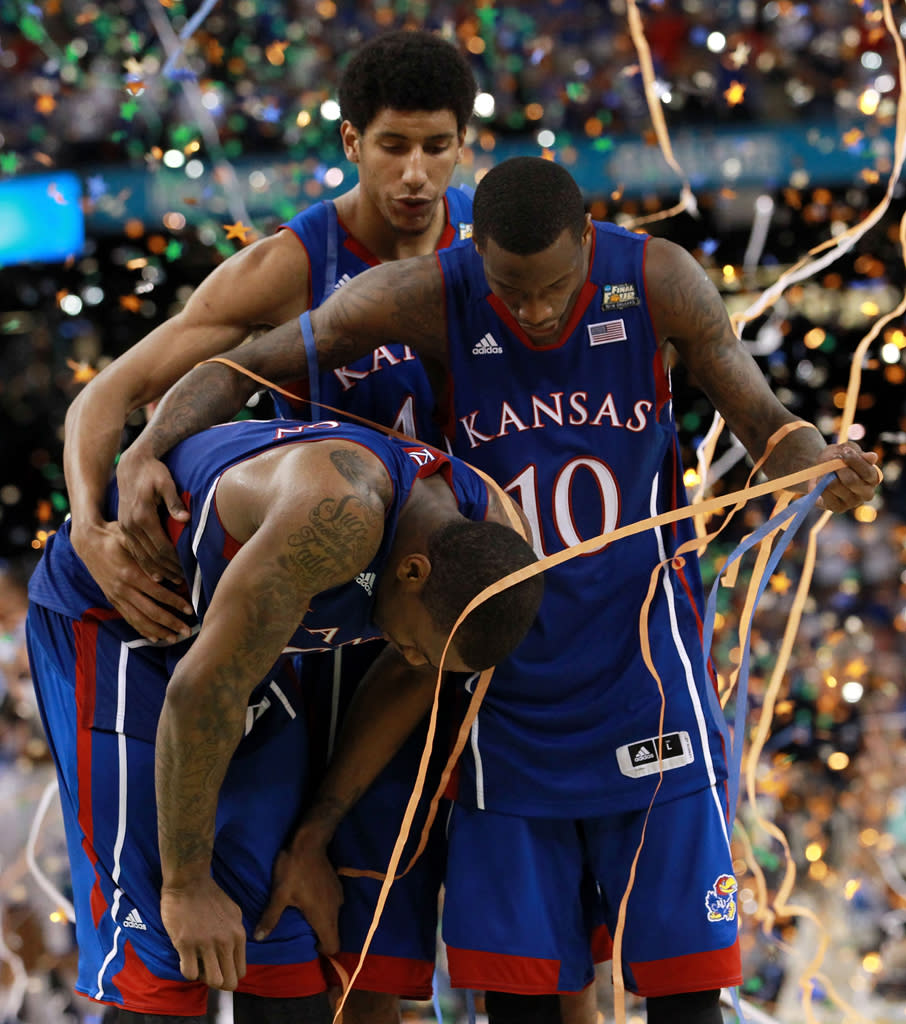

{"left": 291, "top": 800, "right": 347, "bottom": 851}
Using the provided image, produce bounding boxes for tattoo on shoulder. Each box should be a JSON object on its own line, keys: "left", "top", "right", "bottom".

{"left": 329, "top": 447, "right": 392, "bottom": 505}
{"left": 285, "top": 494, "right": 382, "bottom": 590}
{"left": 663, "top": 267, "right": 729, "bottom": 348}
{"left": 318, "top": 255, "right": 446, "bottom": 363}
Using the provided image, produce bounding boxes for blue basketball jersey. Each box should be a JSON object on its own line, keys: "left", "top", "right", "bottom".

{"left": 277, "top": 188, "right": 474, "bottom": 445}
{"left": 437, "top": 222, "right": 729, "bottom": 817}
{"left": 28, "top": 420, "right": 489, "bottom": 740}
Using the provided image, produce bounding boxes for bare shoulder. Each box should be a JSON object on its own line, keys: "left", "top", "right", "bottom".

{"left": 185, "top": 230, "right": 312, "bottom": 329}
{"left": 642, "top": 237, "right": 732, "bottom": 352}
{"left": 484, "top": 477, "right": 534, "bottom": 540}
{"left": 218, "top": 438, "right": 391, "bottom": 543}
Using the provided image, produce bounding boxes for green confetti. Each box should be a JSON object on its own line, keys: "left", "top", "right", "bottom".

{"left": 51, "top": 492, "right": 69, "bottom": 513}
{"left": 0, "top": 152, "right": 18, "bottom": 173}
{"left": 19, "top": 15, "right": 45, "bottom": 43}
{"left": 164, "top": 240, "right": 183, "bottom": 262}
{"left": 120, "top": 99, "right": 140, "bottom": 121}
{"left": 170, "top": 124, "right": 196, "bottom": 148}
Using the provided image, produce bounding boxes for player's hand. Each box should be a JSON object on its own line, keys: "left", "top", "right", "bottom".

{"left": 255, "top": 840, "right": 344, "bottom": 955}
{"left": 813, "top": 443, "right": 882, "bottom": 513}
{"left": 160, "top": 878, "right": 247, "bottom": 991}
{"left": 116, "top": 442, "right": 189, "bottom": 583}
{"left": 70, "top": 519, "right": 194, "bottom": 643}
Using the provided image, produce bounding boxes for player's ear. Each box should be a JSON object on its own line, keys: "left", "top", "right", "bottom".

{"left": 340, "top": 120, "right": 361, "bottom": 163}
{"left": 581, "top": 212, "right": 594, "bottom": 244}
{"left": 396, "top": 553, "right": 431, "bottom": 590}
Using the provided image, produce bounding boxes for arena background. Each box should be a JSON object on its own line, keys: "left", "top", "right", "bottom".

{"left": 1, "top": 2, "right": 906, "bottom": 1022}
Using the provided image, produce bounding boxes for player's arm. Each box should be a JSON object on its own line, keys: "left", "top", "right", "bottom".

{"left": 255, "top": 476, "right": 531, "bottom": 952}
{"left": 120, "top": 253, "right": 448, "bottom": 474}
{"left": 644, "top": 237, "right": 880, "bottom": 511}
{"left": 156, "top": 444, "right": 386, "bottom": 989}
{"left": 64, "top": 231, "right": 310, "bottom": 641}
{"left": 256, "top": 644, "right": 440, "bottom": 954}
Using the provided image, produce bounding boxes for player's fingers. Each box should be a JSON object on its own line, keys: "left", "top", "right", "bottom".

{"left": 310, "top": 904, "right": 341, "bottom": 957}
{"left": 200, "top": 947, "right": 225, "bottom": 991}
{"left": 124, "top": 524, "right": 184, "bottom": 584}
{"left": 214, "top": 941, "right": 240, "bottom": 992}
{"left": 114, "top": 593, "right": 192, "bottom": 643}
{"left": 233, "top": 938, "right": 247, "bottom": 985}
{"left": 158, "top": 477, "right": 191, "bottom": 523}
{"left": 253, "top": 896, "right": 287, "bottom": 942}
{"left": 177, "top": 947, "right": 200, "bottom": 983}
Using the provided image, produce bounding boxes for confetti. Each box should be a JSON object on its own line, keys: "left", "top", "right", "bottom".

{"left": 222, "top": 220, "right": 254, "bottom": 242}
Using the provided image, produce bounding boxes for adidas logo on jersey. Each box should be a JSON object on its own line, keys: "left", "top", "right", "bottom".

{"left": 632, "top": 745, "right": 655, "bottom": 763}
{"left": 472, "top": 333, "right": 502, "bottom": 355}
{"left": 333, "top": 273, "right": 353, "bottom": 292}
{"left": 355, "top": 571, "right": 376, "bottom": 596}
{"left": 122, "top": 909, "right": 147, "bottom": 931}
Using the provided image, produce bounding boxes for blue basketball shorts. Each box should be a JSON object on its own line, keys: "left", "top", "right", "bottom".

{"left": 304, "top": 645, "right": 452, "bottom": 999}
{"left": 442, "top": 785, "right": 742, "bottom": 997}
{"left": 26, "top": 603, "right": 326, "bottom": 1016}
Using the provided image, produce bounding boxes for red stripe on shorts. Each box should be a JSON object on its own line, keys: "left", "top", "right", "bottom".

{"left": 446, "top": 946, "right": 563, "bottom": 994}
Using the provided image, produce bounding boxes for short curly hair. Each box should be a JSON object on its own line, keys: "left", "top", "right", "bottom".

{"left": 338, "top": 29, "right": 477, "bottom": 134}
{"left": 473, "top": 157, "right": 587, "bottom": 255}
{"left": 421, "top": 519, "right": 543, "bottom": 671}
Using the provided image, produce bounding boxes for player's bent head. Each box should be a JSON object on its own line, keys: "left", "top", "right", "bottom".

{"left": 339, "top": 29, "right": 477, "bottom": 133}
{"left": 473, "top": 156, "right": 586, "bottom": 255}
{"left": 421, "top": 520, "right": 543, "bottom": 671}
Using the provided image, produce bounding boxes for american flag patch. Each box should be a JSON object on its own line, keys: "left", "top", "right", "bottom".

{"left": 588, "top": 319, "right": 627, "bottom": 346}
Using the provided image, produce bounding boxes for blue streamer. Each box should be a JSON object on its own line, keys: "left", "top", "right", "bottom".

{"left": 161, "top": 0, "right": 222, "bottom": 80}
{"left": 299, "top": 310, "right": 322, "bottom": 412}
{"left": 431, "top": 968, "right": 443, "bottom": 1024}
{"left": 697, "top": 473, "right": 835, "bottom": 1023}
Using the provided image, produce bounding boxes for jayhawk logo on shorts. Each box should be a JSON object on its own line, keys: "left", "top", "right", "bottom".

{"left": 705, "top": 874, "right": 738, "bottom": 923}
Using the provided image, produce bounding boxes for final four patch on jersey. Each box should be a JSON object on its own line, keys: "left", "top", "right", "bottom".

{"left": 616, "top": 730, "right": 694, "bottom": 778}
{"left": 458, "top": 222, "right": 473, "bottom": 240}
{"left": 601, "top": 282, "right": 640, "bottom": 310}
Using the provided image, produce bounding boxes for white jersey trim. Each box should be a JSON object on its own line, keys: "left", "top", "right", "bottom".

{"left": 649, "top": 473, "right": 730, "bottom": 845}
{"left": 464, "top": 672, "right": 485, "bottom": 809}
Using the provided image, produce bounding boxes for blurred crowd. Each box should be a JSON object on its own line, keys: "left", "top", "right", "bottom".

{"left": 0, "top": 0, "right": 901, "bottom": 172}
{"left": 2, "top": 1, "right": 906, "bottom": 1021}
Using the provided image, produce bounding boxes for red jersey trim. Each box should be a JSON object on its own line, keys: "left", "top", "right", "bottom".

{"left": 446, "top": 946, "right": 563, "bottom": 994}
{"left": 324, "top": 952, "right": 433, "bottom": 999}
{"left": 239, "top": 959, "right": 327, "bottom": 998}
{"left": 111, "top": 942, "right": 209, "bottom": 1015}
{"left": 628, "top": 940, "right": 743, "bottom": 997}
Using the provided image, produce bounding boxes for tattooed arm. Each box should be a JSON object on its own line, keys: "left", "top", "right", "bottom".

{"left": 254, "top": 475, "right": 532, "bottom": 953}
{"left": 116, "top": 252, "right": 447, "bottom": 578}
{"left": 156, "top": 442, "right": 387, "bottom": 989}
{"left": 645, "top": 238, "right": 880, "bottom": 511}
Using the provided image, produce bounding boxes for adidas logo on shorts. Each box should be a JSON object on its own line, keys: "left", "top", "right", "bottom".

{"left": 616, "top": 731, "right": 694, "bottom": 779}
{"left": 472, "top": 332, "right": 503, "bottom": 355}
{"left": 123, "top": 909, "right": 147, "bottom": 931}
